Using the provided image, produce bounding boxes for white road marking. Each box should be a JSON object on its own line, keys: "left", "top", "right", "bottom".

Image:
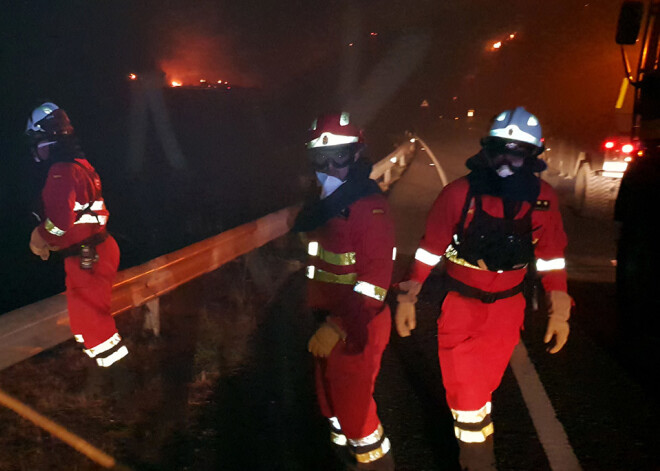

{"left": 510, "top": 341, "right": 582, "bottom": 471}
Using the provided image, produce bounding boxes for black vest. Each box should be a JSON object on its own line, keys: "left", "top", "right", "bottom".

{"left": 454, "top": 193, "right": 534, "bottom": 271}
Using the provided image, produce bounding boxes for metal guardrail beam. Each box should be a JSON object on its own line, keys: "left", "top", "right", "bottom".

{"left": 0, "top": 206, "right": 298, "bottom": 372}
{"left": 0, "top": 141, "right": 417, "bottom": 372}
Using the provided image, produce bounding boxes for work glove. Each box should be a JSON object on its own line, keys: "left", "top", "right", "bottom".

{"left": 308, "top": 321, "right": 346, "bottom": 358}
{"left": 544, "top": 290, "right": 572, "bottom": 354}
{"left": 29, "top": 227, "right": 51, "bottom": 261}
{"left": 395, "top": 280, "right": 422, "bottom": 337}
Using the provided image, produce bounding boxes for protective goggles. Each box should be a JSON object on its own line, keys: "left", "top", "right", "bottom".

{"left": 307, "top": 145, "right": 356, "bottom": 171}
{"left": 481, "top": 138, "right": 541, "bottom": 159}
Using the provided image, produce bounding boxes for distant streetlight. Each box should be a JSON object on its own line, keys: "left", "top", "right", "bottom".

{"left": 467, "top": 109, "right": 475, "bottom": 117}
{"left": 492, "top": 41, "right": 502, "bottom": 49}
{"left": 128, "top": 73, "right": 137, "bottom": 80}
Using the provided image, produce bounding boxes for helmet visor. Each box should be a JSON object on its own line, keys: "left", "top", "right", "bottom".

{"left": 307, "top": 145, "right": 355, "bottom": 171}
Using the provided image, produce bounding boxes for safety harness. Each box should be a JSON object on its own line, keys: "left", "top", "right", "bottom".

{"left": 446, "top": 188, "right": 536, "bottom": 303}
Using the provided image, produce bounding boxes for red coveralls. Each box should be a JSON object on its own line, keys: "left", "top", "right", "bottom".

{"left": 305, "top": 193, "right": 395, "bottom": 463}
{"left": 407, "top": 176, "right": 568, "bottom": 442}
{"left": 38, "top": 158, "right": 126, "bottom": 367}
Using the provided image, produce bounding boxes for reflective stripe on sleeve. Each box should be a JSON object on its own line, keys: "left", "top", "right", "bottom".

{"left": 44, "top": 218, "right": 66, "bottom": 236}
{"left": 306, "top": 266, "right": 358, "bottom": 285}
{"left": 353, "top": 281, "right": 387, "bottom": 301}
{"left": 536, "top": 257, "right": 566, "bottom": 272}
{"left": 414, "top": 247, "right": 442, "bottom": 266}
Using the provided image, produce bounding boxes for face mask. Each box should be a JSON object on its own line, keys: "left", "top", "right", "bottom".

{"left": 316, "top": 171, "right": 345, "bottom": 199}
{"left": 495, "top": 165, "right": 515, "bottom": 178}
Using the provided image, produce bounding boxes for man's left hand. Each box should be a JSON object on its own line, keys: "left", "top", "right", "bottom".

{"left": 544, "top": 290, "right": 572, "bottom": 354}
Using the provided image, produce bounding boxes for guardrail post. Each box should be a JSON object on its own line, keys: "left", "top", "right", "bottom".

{"left": 143, "top": 298, "right": 161, "bottom": 337}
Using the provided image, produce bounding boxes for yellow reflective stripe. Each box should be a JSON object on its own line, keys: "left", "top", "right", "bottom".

{"left": 536, "top": 258, "right": 566, "bottom": 271}
{"left": 307, "top": 241, "right": 356, "bottom": 266}
{"left": 353, "top": 281, "right": 387, "bottom": 301}
{"left": 415, "top": 247, "right": 442, "bottom": 266}
{"left": 83, "top": 333, "right": 121, "bottom": 358}
{"left": 74, "top": 334, "right": 84, "bottom": 343}
{"left": 451, "top": 402, "right": 492, "bottom": 423}
{"left": 96, "top": 345, "right": 129, "bottom": 368}
{"left": 44, "top": 218, "right": 66, "bottom": 236}
{"left": 354, "top": 437, "right": 391, "bottom": 463}
{"left": 306, "top": 266, "right": 357, "bottom": 285}
{"left": 454, "top": 422, "right": 494, "bottom": 444}
{"left": 444, "top": 244, "right": 484, "bottom": 270}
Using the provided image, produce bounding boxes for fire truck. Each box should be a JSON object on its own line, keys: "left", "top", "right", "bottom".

{"left": 613, "top": 1, "right": 660, "bottom": 329}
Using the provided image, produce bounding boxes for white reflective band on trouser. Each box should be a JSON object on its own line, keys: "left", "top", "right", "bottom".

{"left": 454, "top": 422, "right": 494, "bottom": 443}
{"left": 414, "top": 247, "right": 442, "bottom": 267}
{"left": 96, "top": 346, "right": 129, "bottom": 368}
{"left": 83, "top": 333, "right": 122, "bottom": 358}
{"left": 353, "top": 281, "right": 387, "bottom": 301}
{"left": 451, "top": 402, "right": 492, "bottom": 423}
{"left": 536, "top": 258, "right": 566, "bottom": 272}
{"left": 44, "top": 218, "right": 66, "bottom": 236}
{"left": 308, "top": 241, "right": 319, "bottom": 256}
{"left": 348, "top": 424, "right": 384, "bottom": 447}
{"left": 392, "top": 247, "right": 397, "bottom": 261}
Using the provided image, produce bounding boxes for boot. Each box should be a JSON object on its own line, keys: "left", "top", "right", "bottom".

{"left": 355, "top": 450, "right": 395, "bottom": 471}
{"left": 458, "top": 436, "right": 496, "bottom": 471}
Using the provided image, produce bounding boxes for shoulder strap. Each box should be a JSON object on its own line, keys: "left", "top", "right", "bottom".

{"left": 455, "top": 187, "right": 475, "bottom": 241}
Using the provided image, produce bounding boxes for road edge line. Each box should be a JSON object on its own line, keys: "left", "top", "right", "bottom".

{"left": 510, "top": 341, "right": 582, "bottom": 471}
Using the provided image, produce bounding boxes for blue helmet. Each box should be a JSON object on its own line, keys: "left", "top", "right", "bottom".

{"left": 487, "top": 106, "right": 543, "bottom": 148}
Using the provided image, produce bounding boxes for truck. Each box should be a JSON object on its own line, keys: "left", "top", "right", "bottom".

{"left": 613, "top": 1, "right": 660, "bottom": 334}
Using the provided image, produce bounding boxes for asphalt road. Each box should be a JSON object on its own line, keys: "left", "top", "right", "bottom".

{"left": 2, "top": 120, "right": 658, "bottom": 471}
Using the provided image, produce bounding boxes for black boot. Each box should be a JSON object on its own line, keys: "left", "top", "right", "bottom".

{"left": 458, "top": 436, "right": 496, "bottom": 471}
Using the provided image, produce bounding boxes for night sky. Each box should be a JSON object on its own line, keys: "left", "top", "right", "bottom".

{"left": 1, "top": 0, "right": 627, "bottom": 217}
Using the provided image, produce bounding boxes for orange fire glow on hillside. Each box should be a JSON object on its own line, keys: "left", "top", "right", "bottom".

{"left": 159, "top": 31, "right": 257, "bottom": 89}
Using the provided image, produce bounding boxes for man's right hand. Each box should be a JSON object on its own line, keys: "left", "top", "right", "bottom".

{"left": 29, "top": 227, "right": 50, "bottom": 261}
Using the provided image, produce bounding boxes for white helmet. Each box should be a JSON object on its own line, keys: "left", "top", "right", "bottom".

{"left": 25, "top": 102, "right": 74, "bottom": 138}
{"left": 487, "top": 106, "right": 543, "bottom": 148}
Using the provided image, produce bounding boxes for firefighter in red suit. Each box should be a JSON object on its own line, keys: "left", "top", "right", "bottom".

{"left": 292, "top": 112, "right": 395, "bottom": 470}
{"left": 26, "top": 102, "right": 128, "bottom": 368}
{"left": 395, "top": 107, "right": 572, "bottom": 469}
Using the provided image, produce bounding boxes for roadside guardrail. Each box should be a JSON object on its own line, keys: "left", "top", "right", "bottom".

{"left": 0, "top": 139, "right": 417, "bottom": 372}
